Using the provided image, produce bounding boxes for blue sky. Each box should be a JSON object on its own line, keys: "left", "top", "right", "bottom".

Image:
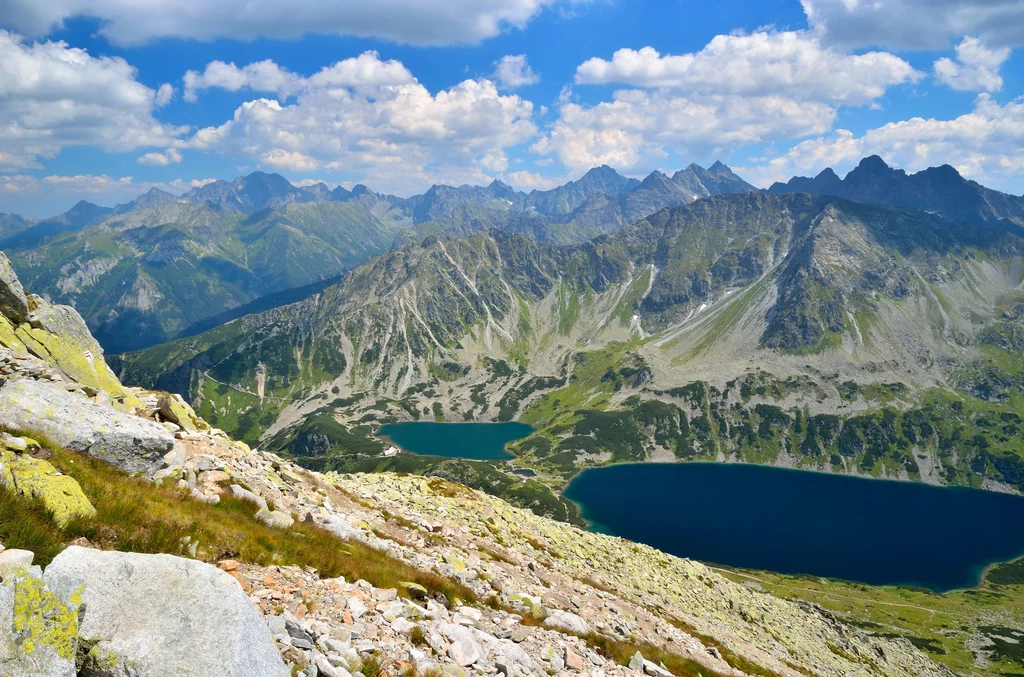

{"left": 1, "top": 0, "right": 1022, "bottom": 217}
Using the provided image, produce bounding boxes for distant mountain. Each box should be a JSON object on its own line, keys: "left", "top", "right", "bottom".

{"left": 2, "top": 162, "right": 755, "bottom": 352}
{"left": 769, "top": 155, "right": 1024, "bottom": 228}
{"left": 519, "top": 165, "right": 641, "bottom": 216}
{"left": 0, "top": 213, "right": 36, "bottom": 241}
{"left": 115, "top": 188, "right": 180, "bottom": 214}
{"left": 0, "top": 200, "right": 114, "bottom": 249}
{"left": 6, "top": 200, "right": 407, "bottom": 352}
{"left": 409, "top": 162, "right": 757, "bottom": 245}
{"left": 181, "top": 171, "right": 319, "bottom": 213}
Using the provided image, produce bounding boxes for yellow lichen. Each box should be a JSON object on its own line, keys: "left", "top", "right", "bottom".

{"left": 10, "top": 569, "right": 80, "bottom": 661}
{"left": 14, "top": 322, "right": 141, "bottom": 412}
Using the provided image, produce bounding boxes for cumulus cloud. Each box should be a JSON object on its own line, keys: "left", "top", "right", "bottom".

{"left": 41, "top": 174, "right": 135, "bottom": 192}
{"left": 0, "top": 30, "right": 186, "bottom": 170}
{"left": 0, "top": 174, "right": 135, "bottom": 195}
{"left": 183, "top": 52, "right": 415, "bottom": 102}
{"left": 742, "top": 94, "right": 1024, "bottom": 191}
{"left": 0, "top": 174, "right": 37, "bottom": 193}
{"left": 502, "top": 170, "right": 574, "bottom": 190}
{"left": 155, "top": 83, "right": 175, "bottom": 107}
{"left": 137, "top": 148, "right": 183, "bottom": 166}
{"left": 183, "top": 55, "right": 537, "bottom": 192}
{"left": 493, "top": 55, "right": 540, "bottom": 89}
{"left": 802, "top": 0, "right": 1024, "bottom": 49}
{"left": 934, "top": 36, "right": 1011, "bottom": 92}
{"left": 3, "top": 0, "right": 584, "bottom": 47}
{"left": 533, "top": 90, "right": 836, "bottom": 172}
{"left": 544, "top": 29, "right": 925, "bottom": 174}
{"left": 576, "top": 32, "right": 919, "bottom": 106}
{"left": 262, "top": 150, "right": 318, "bottom": 171}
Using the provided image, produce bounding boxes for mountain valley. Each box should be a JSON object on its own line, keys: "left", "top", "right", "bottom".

{"left": 103, "top": 158, "right": 1024, "bottom": 531}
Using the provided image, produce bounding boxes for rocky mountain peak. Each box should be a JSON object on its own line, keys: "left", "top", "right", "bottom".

{"left": 639, "top": 170, "right": 673, "bottom": 189}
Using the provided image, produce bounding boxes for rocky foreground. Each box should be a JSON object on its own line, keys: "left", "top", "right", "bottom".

{"left": 0, "top": 251, "right": 954, "bottom": 677}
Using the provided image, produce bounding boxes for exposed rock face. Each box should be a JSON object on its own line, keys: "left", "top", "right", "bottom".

{"left": 0, "top": 379, "right": 173, "bottom": 475}
{"left": 43, "top": 547, "right": 289, "bottom": 677}
{"left": 16, "top": 300, "right": 136, "bottom": 406}
{"left": 0, "top": 565, "right": 80, "bottom": 677}
{"left": 0, "top": 252, "right": 29, "bottom": 325}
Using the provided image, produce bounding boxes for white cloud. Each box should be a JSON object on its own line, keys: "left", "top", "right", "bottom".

{"left": 1, "top": 173, "right": 213, "bottom": 197}
{"left": 533, "top": 90, "right": 836, "bottom": 173}
{"left": 183, "top": 55, "right": 536, "bottom": 193}
{"left": 0, "top": 30, "right": 186, "bottom": 170}
{"left": 0, "top": 174, "right": 36, "bottom": 193}
{"left": 743, "top": 94, "right": 1024, "bottom": 191}
{"left": 493, "top": 54, "right": 540, "bottom": 90}
{"left": 502, "top": 169, "right": 571, "bottom": 190}
{"left": 3, "top": 0, "right": 585, "bottom": 47}
{"left": 155, "top": 83, "right": 175, "bottom": 107}
{"left": 293, "top": 178, "right": 334, "bottom": 188}
{"left": 934, "top": 36, "right": 1011, "bottom": 92}
{"left": 183, "top": 52, "right": 415, "bottom": 102}
{"left": 576, "top": 33, "right": 919, "bottom": 106}
{"left": 137, "top": 148, "right": 183, "bottom": 166}
{"left": 42, "top": 174, "right": 135, "bottom": 193}
{"left": 262, "top": 150, "right": 318, "bottom": 171}
{"left": 550, "top": 30, "right": 921, "bottom": 175}
{"left": 162, "top": 177, "right": 217, "bottom": 192}
{"left": 802, "top": 0, "right": 1024, "bottom": 49}
{"left": 184, "top": 60, "right": 300, "bottom": 102}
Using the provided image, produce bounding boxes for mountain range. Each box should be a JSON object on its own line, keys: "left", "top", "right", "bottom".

{"left": 109, "top": 157, "right": 1024, "bottom": 508}
{"left": 769, "top": 155, "right": 1024, "bottom": 228}
{"left": 3, "top": 163, "right": 753, "bottom": 352}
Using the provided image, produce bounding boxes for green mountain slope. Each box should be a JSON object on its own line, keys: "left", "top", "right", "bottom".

{"left": 9, "top": 201, "right": 404, "bottom": 352}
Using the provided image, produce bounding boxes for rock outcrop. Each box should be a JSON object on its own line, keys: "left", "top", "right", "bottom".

{"left": 0, "top": 378, "right": 174, "bottom": 476}
{"left": 0, "top": 252, "right": 29, "bottom": 325}
{"left": 44, "top": 547, "right": 289, "bottom": 677}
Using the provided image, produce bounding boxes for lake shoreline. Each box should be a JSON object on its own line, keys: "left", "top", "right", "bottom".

{"left": 563, "top": 460, "right": 1024, "bottom": 594}
{"left": 370, "top": 420, "right": 1024, "bottom": 594}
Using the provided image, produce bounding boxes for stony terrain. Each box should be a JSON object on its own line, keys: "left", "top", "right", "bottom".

{"left": 0, "top": 249, "right": 962, "bottom": 677}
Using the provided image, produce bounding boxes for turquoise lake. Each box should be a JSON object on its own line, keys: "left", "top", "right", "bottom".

{"left": 377, "top": 421, "right": 534, "bottom": 460}
{"left": 563, "top": 462, "right": 1024, "bottom": 592}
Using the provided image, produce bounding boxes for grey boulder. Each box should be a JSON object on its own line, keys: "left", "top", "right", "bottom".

{"left": 543, "top": 609, "right": 591, "bottom": 636}
{"left": 229, "top": 484, "right": 269, "bottom": 510}
{"left": 43, "top": 546, "right": 289, "bottom": 677}
{"left": 0, "top": 379, "right": 173, "bottom": 475}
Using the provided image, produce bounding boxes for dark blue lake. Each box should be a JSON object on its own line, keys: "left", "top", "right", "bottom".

{"left": 377, "top": 422, "right": 533, "bottom": 460}
{"left": 563, "top": 462, "right": 1024, "bottom": 592}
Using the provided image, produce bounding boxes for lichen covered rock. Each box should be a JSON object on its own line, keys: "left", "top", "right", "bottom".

{"left": 14, "top": 301, "right": 139, "bottom": 409}
{"left": 43, "top": 547, "right": 289, "bottom": 677}
{"left": 157, "top": 393, "right": 209, "bottom": 432}
{"left": 0, "top": 379, "right": 173, "bottom": 476}
{"left": 0, "top": 449, "right": 96, "bottom": 526}
{"left": 0, "top": 565, "right": 81, "bottom": 677}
